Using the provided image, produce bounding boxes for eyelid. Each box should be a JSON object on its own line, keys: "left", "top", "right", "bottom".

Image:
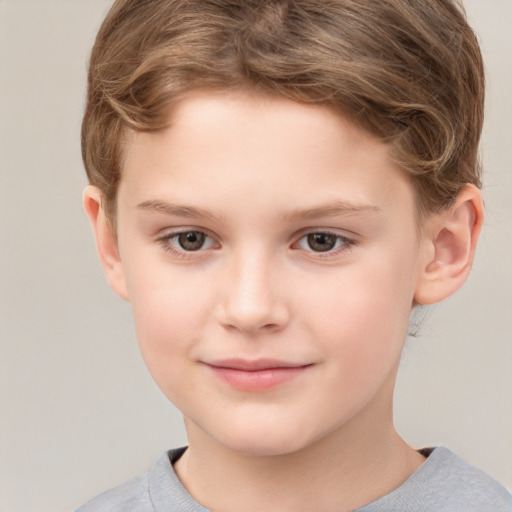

{"left": 154, "top": 226, "right": 357, "bottom": 259}
{"left": 292, "top": 229, "right": 357, "bottom": 257}
{"left": 293, "top": 226, "right": 357, "bottom": 241}
{"left": 156, "top": 227, "right": 219, "bottom": 257}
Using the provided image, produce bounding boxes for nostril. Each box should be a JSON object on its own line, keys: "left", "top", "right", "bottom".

{"left": 216, "top": 299, "right": 290, "bottom": 334}
{"left": 214, "top": 260, "right": 290, "bottom": 333}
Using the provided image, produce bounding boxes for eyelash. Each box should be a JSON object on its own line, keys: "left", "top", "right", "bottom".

{"left": 156, "top": 230, "right": 217, "bottom": 259}
{"left": 156, "top": 229, "right": 356, "bottom": 259}
{"left": 293, "top": 231, "right": 356, "bottom": 258}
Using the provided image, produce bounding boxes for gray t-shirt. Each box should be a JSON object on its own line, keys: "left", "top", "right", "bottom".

{"left": 76, "top": 447, "right": 512, "bottom": 511}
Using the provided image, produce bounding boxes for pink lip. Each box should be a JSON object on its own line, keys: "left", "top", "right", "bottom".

{"left": 204, "top": 359, "right": 311, "bottom": 391}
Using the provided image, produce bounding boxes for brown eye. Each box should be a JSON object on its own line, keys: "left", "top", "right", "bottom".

{"left": 177, "top": 231, "right": 206, "bottom": 251}
{"left": 296, "top": 231, "right": 353, "bottom": 254}
{"left": 306, "top": 233, "right": 337, "bottom": 252}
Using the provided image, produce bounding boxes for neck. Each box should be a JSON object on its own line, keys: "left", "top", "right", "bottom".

{"left": 174, "top": 390, "right": 425, "bottom": 512}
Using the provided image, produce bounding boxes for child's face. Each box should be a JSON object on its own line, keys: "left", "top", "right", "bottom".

{"left": 113, "top": 92, "right": 429, "bottom": 456}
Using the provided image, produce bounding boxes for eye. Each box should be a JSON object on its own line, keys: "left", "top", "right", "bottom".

{"left": 176, "top": 231, "right": 207, "bottom": 251}
{"left": 296, "top": 232, "right": 353, "bottom": 253}
{"left": 158, "top": 230, "right": 216, "bottom": 254}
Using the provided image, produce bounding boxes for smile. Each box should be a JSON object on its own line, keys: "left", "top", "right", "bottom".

{"left": 204, "top": 359, "right": 312, "bottom": 392}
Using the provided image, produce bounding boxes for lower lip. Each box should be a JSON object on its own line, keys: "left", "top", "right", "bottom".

{"left": 206, "top": 365, "right": 309, "bottom": 391}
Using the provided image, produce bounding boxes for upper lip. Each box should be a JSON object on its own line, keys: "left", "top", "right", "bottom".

{"left": 205, "top": 359, "right": 310, "bottom": 371}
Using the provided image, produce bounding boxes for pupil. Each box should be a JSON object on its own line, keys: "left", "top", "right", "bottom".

{"left": 178, "top": 231, "right": 205, "bottom": 251}
{"left": 308, "top": 233, "right": 336, "bottom": 252}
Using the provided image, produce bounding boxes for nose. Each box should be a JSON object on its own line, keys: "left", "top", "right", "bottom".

{"left": 216, "top": 251, "right": 290, "bottom": 334}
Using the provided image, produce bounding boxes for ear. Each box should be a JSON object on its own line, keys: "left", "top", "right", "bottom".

{"left": 83, "top": 186, "right": 129, "bottom": 301}
{"left": 414, "top": 184, "right": 484, "bottom": 305}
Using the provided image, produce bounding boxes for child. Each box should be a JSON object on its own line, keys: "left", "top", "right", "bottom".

{"left": 77, "top": 0, "right": 512, "bottom": 510}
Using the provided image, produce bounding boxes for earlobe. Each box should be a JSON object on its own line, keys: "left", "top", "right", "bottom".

{"left": 83, "top": 186, "right": 130, "bottom": 301}
{"left": 414, "top": 184, "right": 484, "bottom": 305}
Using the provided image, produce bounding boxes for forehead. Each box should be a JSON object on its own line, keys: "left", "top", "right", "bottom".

{"left": 119, "top": 91, "right": 417, "bottom": 226}
{"left": 123, "top": 91, "right": 390, "bottom": 177}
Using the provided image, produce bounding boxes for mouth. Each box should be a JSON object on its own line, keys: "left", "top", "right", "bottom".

{"left": 203, "top": 359, "right": 312, "bottom": 391}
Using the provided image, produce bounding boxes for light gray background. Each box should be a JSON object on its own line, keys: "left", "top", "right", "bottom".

{"left": 0, "top": 1, "right": 510, "bottom": 511}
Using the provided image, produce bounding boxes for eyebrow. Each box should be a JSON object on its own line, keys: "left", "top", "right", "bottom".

{"left": 137, "top": 200, "right": 219, "bottom": 222}
{"left": 137, "top": 199, "right": 382, "bottom": 223}
{"left": 283, "top": 200, "right": 382, "bottom": 223}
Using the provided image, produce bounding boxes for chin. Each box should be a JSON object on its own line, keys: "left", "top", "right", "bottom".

{"left": 223, "top": 438, "right": 304, "bottom": 458}
{"left": 211, "top": 422, "right": 321, "bottom": 458}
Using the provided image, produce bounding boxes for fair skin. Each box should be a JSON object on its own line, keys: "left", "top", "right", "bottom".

{"left": 85, "top": 91, "right": 483, "bottom": 512}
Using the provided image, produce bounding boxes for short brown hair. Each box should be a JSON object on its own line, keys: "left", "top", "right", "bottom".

{"left": 82, "top": 0, "right": 485, "bottom": 222}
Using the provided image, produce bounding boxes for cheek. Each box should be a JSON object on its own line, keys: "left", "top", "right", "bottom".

{"left": 298, "top": 262, "right": 413, "bottom": 418}
{"left": 126, "top": 265, "right": 214, "bottom": 387}
{"left": 301, "top": 255, "right": 415, "bottom": 364}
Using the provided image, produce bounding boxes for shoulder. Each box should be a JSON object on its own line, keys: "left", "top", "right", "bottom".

{"left": 421, "top": 447, "right": 512, "bottom": 511}
{"left": 75, "top": 472, "right": 151, "bottom": 512}
{"left": 359, "top": 447, "right": 512, "bottom": 512}
{"left": 75, "top": 448, "right": 193, "bottom": 512}
{"left": 76, "top": 473, "right": 153, "bottom": 512}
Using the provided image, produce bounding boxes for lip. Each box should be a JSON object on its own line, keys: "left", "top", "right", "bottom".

{"left": 203, "top": 359, "right": 312, "bottom": 391}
